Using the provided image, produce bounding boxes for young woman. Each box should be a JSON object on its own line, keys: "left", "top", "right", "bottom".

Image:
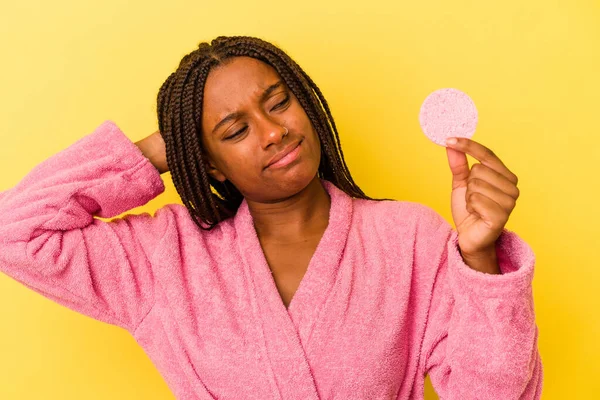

{"left": 0, "top": 36, "right": 542, "bottom": 399}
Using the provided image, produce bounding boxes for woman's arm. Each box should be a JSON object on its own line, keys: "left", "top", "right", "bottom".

{"left": 0, "top": 120, "right": 168, "bottom": 333}
{"left": 418, "top": 207, "right": 543, "bottom": 399}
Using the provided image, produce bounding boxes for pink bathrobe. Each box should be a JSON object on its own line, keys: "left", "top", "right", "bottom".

{"left": 0, "top": 120, "right": 543, "bottom": 399}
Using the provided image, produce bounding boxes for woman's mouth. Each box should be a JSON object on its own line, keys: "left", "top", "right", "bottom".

{"left": 265, "top": 140, "right": 303, "bottom": 170}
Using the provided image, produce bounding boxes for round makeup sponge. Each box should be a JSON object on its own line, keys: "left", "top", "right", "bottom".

{"left": 419, "top": 88, "right": 478, "bottom": 146}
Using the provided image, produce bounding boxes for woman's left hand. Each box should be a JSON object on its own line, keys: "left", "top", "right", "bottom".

{"left": 445, "top": 137, "right": 520, "bottom": 270}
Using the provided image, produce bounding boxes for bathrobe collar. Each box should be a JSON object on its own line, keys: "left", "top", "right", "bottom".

{"left": 234, "top": 178, "right": 353, "bottom": 399}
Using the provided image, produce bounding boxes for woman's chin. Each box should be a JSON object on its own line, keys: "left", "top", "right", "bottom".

{"left": 284, "top": 163, "right": 320, "bottom": 188}
{"left": 250, "top": 166, "right": 319, "bottom": 203}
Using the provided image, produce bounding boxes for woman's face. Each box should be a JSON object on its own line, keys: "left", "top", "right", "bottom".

{"left": 200, "top": 56, "right": 321, "bottom": 203}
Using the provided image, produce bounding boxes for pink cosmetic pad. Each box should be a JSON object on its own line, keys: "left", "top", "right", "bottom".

{"left": 418, "top": 88, "right": 478, "bottom": 146}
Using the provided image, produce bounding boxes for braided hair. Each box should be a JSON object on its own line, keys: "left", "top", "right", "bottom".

{"left": 157, "top": 35, "right": 383, "bottom": 231}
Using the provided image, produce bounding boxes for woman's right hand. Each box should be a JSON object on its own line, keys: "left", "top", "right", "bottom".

{"left": 135, "top": 130, "right": 169, "bottom": 174}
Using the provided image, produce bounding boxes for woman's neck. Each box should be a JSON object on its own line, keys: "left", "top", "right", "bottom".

{"left": 247, "top": 177, "right": 331, "bottom": 243}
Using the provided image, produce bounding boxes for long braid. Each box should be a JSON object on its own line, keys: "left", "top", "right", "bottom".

{"left": 157, "top": 36, "right": 387, "bottom": 231}
{"left": 171, "top": 55, "right": 209, "bottom": 226}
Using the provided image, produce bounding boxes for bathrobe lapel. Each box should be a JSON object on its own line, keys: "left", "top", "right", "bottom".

{"left": 234, "top": 179, "right": 353, "bottom": 399}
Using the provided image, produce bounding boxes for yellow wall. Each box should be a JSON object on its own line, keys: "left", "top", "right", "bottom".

{"left": 0, "top": 0, "right": 597, "bottom": 398}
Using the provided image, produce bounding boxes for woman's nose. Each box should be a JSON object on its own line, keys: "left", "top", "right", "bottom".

{"left": 260, "top": 118, "right": 287, "bottom": 148}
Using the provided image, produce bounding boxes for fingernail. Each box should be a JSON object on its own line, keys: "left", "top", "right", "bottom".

{"left": 446, "top": 138, "right": 458, "bottom": 146}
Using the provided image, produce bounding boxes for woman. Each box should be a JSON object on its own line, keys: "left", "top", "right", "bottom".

{"left": 0, "top": 36, "right": 542, "bottom": 399}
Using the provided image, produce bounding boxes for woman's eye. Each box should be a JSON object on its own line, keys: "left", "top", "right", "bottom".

{"left": 226, "top": 126, "right": 247, "bottom": 140}
{"left": 272, "top": 95, "right": 290, "bottom": 110}
{"left": 225, "top": 96, "right": 290, "bottom": 140}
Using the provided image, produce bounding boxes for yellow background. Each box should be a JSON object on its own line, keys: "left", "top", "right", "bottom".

{"left": 0, "top": 0, "right": 598, "bottom": 398}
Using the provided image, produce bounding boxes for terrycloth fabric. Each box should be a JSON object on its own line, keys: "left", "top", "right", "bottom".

{"left": 0, "top": 120, "right": 543, "bottom": 399}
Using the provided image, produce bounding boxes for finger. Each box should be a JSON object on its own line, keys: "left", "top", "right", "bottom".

{"left": 446, "top": 146, "right": 470, "bottom": 189}
{"left": 466, "top": 192, "right": 509, "bottom": 230}
{"left": 466, "top": 176, "right": 517, "bottom": 213}
{"left": 446, "top": 137, "right": 518, "bottom": 185}
{"left": 470, "top": 163, "right": 520, "bottom": 200}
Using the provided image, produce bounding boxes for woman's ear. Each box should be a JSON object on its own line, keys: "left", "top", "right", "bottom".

{"left": 204, "top": 157, "right": 227, "bottom": 183}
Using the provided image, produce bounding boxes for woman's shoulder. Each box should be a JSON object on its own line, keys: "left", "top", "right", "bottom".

{"left": 126, "top": 201, "right": 236, "bottom": 244}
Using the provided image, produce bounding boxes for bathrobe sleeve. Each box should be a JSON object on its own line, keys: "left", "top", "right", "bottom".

{"left": 418, "top": 207, "right": 543, "bottom": 399}
{"left": 0, "top": 120, "right": 166, "bottom": 332}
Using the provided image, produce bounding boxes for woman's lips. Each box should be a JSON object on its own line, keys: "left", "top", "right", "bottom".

{"left": 266, "top": 140, "right": 302, "bottom": 169}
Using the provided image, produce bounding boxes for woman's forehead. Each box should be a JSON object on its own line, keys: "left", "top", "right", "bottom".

{"left": 205, "top": 57, "right": 280, "bottom": 101}
{"left": 202, "top": 57, "right": 284, "bottom": 126}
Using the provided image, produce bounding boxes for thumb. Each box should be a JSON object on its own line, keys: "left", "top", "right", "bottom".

{"left": 446, "top": 146, "right": 470, "bottom": 189}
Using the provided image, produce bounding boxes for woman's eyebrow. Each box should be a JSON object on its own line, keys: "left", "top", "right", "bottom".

{"left": 211, "top": 80, "right": 285, "bottom": 135}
